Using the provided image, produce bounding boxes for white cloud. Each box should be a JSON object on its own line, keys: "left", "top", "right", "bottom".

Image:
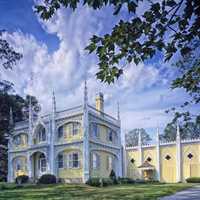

{"left": 0, "top": 4, "right": 191, "bottom": 134}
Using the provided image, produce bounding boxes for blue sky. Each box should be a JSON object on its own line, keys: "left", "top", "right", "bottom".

{"left": 0, "top": 0, "right": 197, "bottom": 139}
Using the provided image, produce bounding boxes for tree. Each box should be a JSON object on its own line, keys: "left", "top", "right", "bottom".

{"left": 35, "top": 0, "right": 200, "bottom": 82}
{"left": 0, "top": 30, "right": 22, "bottom": 70}
{"left": 35, "top": 0, "right": 200, "bottom": 123}
{"left": 161, "top": 119, "right": 200, "bottom": 142}
{"left": 0, "top": 30, "right": 22, "bottom": 93}
{"left": 125, "top": 128, "right": 151, "bottom": 147}
{"left": 0, "top": 84, "right": 39, "bottom": 181}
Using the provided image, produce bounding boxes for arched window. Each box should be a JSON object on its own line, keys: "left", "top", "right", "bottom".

{"left": 92, "top": 153, "right": 100, "bottom": 169}
{"left": 38, "top": 154, "right": 46, "bottom": 172}
{"left": 38, "top": 126, "right": 46, "bottom": 142}
{"left": 58, "top": 154, "right": 64, "bottom": 168}
{"left": 58, "top": 126, "right": 64, "bottom": 138}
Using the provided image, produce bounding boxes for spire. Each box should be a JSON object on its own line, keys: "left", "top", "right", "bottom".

{"left": 138, "top": 129, "right": 142, "bottom": 147}
{"left": 117, "top": 102, "right": 120, "bottom": 121}
{"left": 28, "top": 95, "right": 33, "bottom": 135}
{"left": 84, "top": 79, "right": 88, "bottom": 108}
{"left": 52, "top": 90, "right": 56, "bottom": 114}
{"left": 176, "top": 120, "right": 180, "bottom": 141}
{"left": 156, "top": 125, "right": 160, "bottom": 144}
{"left": 9, "top": 107, "right": 14, "bottom": 127}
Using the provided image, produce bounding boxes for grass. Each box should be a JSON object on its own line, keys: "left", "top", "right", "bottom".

{"left": 0, "top": 182, "right": 195, "bottom": 200}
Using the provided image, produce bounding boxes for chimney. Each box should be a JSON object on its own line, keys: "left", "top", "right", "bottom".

{"left": 95, "top": 92, "right": 104, "bottom": 112}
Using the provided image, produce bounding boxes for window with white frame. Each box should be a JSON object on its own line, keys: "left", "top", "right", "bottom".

{"left": 58, "top": 154, "right": 64, "bottom": 168}
{"left": 93, "top": 123, "right": 99, "bottom": 138}
{"left": 73, "top": 122, "right": 80, "bottom": 135}
{"left": 108, "top": 130, "right": 113, "bottom": 142}
{"left": 38, "top": 154, "right": 46, "bottom": 172}
{"left": 38, "top": 126, "right": 46, "bottom": 142}
{"left": 58, "top": 126, "right": 64, "bottom": 138}
{"left": 107, "top": 156, "right": 113, "bottom": 171}
{"left": 68, "top": 152, "right": 80, "bottom": 168}
{"left": 92, "top": 153, "right": 100, "bottom": 169}
{"left": 14, "top": 135, "right": 21, "bottom": 146}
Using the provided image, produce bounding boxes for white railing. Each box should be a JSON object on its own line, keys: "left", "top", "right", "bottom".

{"left": 56, "top": 105, "right": 83, "bottom": 119}
{"left": 88, "top": 105, "right": 119, "bottom": 125}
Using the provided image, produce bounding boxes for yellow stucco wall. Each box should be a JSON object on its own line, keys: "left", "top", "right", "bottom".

{"left": 182, "top": 143, "right": 200, "bottom": 181}
{"left": 126, "top": 143, "right": 200, "bottom": 183}
{"left": 127, "top": 149, "right": 141, "bottom": 179}
{"left": 57, "top": 149, "right": 83, "bottom": 179}
{"left": 160, "top": 145, "right": 177, "bottom": 183}
{"left": 90, "top": 150, "right": 116, "bottom": 178}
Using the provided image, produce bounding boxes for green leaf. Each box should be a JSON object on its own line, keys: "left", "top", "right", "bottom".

{"left": 113, "top": 4, "right": 122, "bottom": 15}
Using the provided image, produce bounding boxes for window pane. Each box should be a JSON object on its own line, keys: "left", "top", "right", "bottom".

{"left": 58, "top": 126, "right": 63, "bottom": 138}
{"left": 58, "top": 154, "right": 63, "bottom": 168}
{"left": 73, "top": 123, "right": 80, "bottom": 135}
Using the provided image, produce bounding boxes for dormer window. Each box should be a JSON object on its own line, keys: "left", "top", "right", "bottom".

{"left": 38, "top": 126, "right": 46, "bottom": 142}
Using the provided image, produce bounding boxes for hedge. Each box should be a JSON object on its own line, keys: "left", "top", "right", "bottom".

{"left": 186, "top": 177, "right": 200, "bottom": 183}
{"left": 15, "top": 175, "right": 29, "bottom": 184}
{"left": 38, "top": 174, "right": 56, "bottom": 184}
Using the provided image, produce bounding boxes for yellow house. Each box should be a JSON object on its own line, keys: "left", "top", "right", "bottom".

{"left": 7, "top": 82, "right": 123, "bottom": 183}
{"left": 126, "top": 127, "right": 200, "bottom": 183}
{"left": 7, "top": 82, "right": 200, "bottom": 183}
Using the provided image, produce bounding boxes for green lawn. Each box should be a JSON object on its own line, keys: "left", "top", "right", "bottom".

{"left": 0, "top": 183, "right": 195, "bottom": 200}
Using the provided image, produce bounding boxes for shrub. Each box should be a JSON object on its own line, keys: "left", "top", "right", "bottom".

{"left": 135, "top": 179, "right": 146, "bottom": 184}
{"left": 15, "top": 175, "right": 29, "bottom": 184}
{"left": 102, "top": 178, "right": 113, "bottom": 186}
{"left": 186, "top": 177, "right": 200, "bottom": 183}
{"left": 38, "top": 174, "right": 56, "bottom": 184}
{"left": 86, "top": 177, "right": 114, "bottom": 187}
{"left": 118, "top": 177, "right": 135, "bottom": 184}
{"left": 86, "top": 177, "right": 101, "bottom": 187}
{"left": 109, "top": 170, "right": 118, "bottom": 184}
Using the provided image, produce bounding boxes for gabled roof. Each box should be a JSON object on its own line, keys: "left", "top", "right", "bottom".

{"left": 138, "top": 161, "right": 155, "bottom": 170}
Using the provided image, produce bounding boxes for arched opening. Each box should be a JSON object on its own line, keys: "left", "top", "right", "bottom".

{"left": 12, "top": 156, "right": 27, "bottom": 178}
{"left": 33, "top": 124, "right": 46, "bottom": 144}
{"left": 13, "top": 133, "right": 28, "bottom": 147}
{"left": 30, "top": 151, "right": 47, "bottom": 179}
{"left": 90, "top": 149, "right": 118, "bottom": 177}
